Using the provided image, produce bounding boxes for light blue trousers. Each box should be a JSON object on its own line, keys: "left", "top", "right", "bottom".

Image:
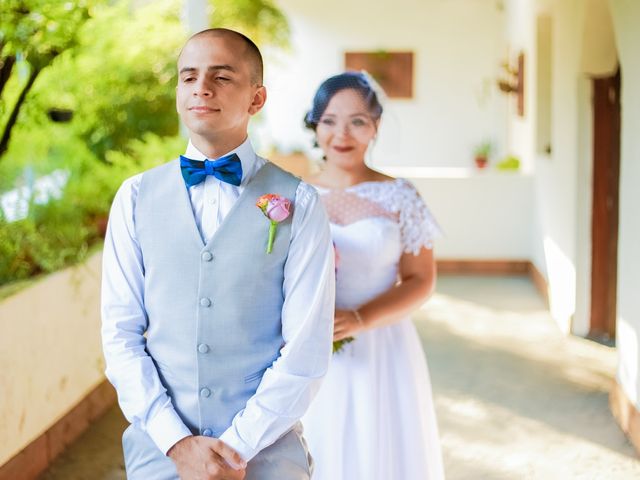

{"left": 122, "top": 422, "right": 312, "bottom": 480}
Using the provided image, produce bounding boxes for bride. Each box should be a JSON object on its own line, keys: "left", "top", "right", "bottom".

{"left": 300, "top": 71, "right": 445, "bottom": 480}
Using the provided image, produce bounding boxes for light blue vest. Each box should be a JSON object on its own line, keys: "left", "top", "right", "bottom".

{"left": 123, "top": 159, "right": 312, "bottom": 479}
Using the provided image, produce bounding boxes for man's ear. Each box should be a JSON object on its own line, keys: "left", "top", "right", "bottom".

{"left": 248, "top": 86, "right": 267, "bottom": 115}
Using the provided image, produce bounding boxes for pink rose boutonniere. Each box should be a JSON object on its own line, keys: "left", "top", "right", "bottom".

{"left": 256, "top": 194, "right": 292, "bottom": 253}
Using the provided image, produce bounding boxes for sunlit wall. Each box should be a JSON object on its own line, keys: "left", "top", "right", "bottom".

{"left": 259, "top": 0, "right": 509, "bottom": 169}
{"left": 610, "top": 0, "right": 640, "bottom": 408}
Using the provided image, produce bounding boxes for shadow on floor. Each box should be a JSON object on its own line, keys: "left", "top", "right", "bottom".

{"left": 39, "top": 406, "right": 127, "bottom": 480}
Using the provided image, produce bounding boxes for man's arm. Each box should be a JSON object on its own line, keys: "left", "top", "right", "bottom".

{"left": 218, "top": 182, "right": 335, "bottom": 461}
{"left": 101, "top": 176, "right": 193, "bottom": 454}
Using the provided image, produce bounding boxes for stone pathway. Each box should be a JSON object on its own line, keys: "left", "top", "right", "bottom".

{"left": 422, "top": 275, "right": 639, "bottom": 479}
{"left": 41, "top": 275, "right": 640, "bottom": 479}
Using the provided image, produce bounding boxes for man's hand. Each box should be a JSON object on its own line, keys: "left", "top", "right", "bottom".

{"left": 167, "top": 436, "right": 247, "bottom": 480}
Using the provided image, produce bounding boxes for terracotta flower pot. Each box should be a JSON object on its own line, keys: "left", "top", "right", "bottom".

{"left": 475, "top": 156, "right": 489, "bottom": 169}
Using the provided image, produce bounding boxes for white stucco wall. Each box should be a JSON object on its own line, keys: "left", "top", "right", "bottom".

{"left": 260, "top": 0, "right": 509, "bottom": 170}
{"left": 503, "top": 0, "right": 594, "bottom": 334}
{"left": 610, "top": 0, "right": 640, "bottom": 408}
{"left": 405, "top": 171, "right": 534, "bottom": 259}
{"left": 0, "top": 253, "right": 105, "bottom": 466}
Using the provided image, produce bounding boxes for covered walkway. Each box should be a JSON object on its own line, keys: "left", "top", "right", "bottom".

{"left": 40, "top": 275, "right": 640, "bottom": 479}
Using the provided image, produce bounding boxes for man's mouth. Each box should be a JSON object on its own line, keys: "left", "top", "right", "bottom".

{"left": 189, "top": 106, "right": 219, "bottom": 113}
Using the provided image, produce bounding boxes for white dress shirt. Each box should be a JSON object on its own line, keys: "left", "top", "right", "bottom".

{"left": 101, "top": 137, "right": 335, "bottom": 461}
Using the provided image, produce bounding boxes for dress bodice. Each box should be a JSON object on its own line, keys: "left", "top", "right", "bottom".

{"left": 316, "top": 179, "right": 440, "bottom": 310}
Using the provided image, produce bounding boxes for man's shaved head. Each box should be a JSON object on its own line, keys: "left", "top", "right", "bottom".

{"left": 180, "top": 28, "right": 263, "bottom": 85}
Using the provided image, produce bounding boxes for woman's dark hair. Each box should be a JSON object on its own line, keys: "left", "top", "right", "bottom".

{"left": 304, "top": 71, "right": 383, "bottom": 131}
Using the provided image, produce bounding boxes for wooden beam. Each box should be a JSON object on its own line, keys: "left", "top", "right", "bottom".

{"left": 437, "top": 259, "right": 530, "bottom": 275}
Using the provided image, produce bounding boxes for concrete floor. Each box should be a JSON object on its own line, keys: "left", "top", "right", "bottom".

{"left": 41, "top": 275, "right": 640, "bottom": 479}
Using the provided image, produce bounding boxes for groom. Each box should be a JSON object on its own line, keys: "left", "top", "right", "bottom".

{"left": 101, "top": 28, "right": 335, "bottom": 479}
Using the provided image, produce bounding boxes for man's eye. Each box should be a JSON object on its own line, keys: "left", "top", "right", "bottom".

{"left": 183, "top": 77, "right": 196, "bottom": 83}
{"left": 216, "top": 76, "right": 230, "bottom": 82}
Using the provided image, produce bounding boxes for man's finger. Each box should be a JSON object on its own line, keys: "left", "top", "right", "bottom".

{"left": 207, "top": 439, "right": 247, "bottom": 469}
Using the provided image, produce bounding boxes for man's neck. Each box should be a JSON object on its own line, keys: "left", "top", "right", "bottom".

{"left": 190, "top": 133, "right": 248, "bottom": 159}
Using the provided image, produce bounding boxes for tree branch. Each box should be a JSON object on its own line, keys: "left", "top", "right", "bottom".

{"left": 0, "top": 66, "right": 40, "bottom": 158}
{"left": 0, "top": 54, "right": 17, "bottom": 98}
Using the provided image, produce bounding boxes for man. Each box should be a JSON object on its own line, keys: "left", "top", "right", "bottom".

{"left": 101, "top": 28, "right": 335, "bottom": 480}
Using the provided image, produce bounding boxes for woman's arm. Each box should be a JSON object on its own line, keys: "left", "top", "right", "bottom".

{"left": 333, "top": 247, "right": 436, "bottom": 341}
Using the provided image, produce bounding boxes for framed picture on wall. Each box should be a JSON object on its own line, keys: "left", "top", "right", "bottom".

{"left": 344, "top": 51, "right": 414, "bottom": 98}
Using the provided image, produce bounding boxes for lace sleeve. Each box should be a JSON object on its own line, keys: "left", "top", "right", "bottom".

{"left": 397, "top": 179, "right": 442, "bottom": 255}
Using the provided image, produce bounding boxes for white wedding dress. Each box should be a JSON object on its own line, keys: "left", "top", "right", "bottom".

{"left": 302, "top": 179, "right": 445, "bottom": 480}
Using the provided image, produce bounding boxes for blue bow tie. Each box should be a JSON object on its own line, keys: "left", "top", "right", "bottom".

{"left": 179, "top": 153, "right": 243, "bottom": 187}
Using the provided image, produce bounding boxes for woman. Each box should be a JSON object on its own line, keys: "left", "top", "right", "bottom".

{"left": 301, "top": 72, "right": 445, "bottom": 479}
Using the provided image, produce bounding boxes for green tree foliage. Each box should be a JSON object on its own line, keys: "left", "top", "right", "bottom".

{"left": 209, "top": 0, "right": 290, "bottom": 49}
{"left": 0, "top": 0, "right": 100, "bottom": 156}
{"left": 19, "top": 0, "right": 185, "bottom": 159}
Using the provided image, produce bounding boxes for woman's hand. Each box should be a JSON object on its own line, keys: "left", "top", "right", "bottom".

{"left": 336, "top": 247, "right": 436, "bottom": 333}
{"left": 334, "top": 309, "right": 366, "bottom": 341}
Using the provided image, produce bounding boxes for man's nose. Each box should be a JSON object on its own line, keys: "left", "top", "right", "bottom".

{"left": 193, "top": 79, "right": 213, "bottom": 97}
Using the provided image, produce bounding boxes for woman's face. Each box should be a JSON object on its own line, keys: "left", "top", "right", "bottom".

{"left": 316, "top": 88, "right": 379, "bottom": 168}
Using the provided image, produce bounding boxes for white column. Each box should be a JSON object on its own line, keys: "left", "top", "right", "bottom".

{"left": 183, "top": 0, "right": 209, "bottom": 33}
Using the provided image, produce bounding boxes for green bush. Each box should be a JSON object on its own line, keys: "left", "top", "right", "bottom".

{"left": 0, "top": 202, "right": 91, "bottom": 284}
{"left": 0, "top": 131, "right": 184, "bottom": 286}
{"left": 495, "top": 155, "right": 521, "bottom": 171}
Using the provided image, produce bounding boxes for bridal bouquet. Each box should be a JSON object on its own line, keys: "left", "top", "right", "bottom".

{"left": 333, "top": 336, "right": 354, "bottom": 354}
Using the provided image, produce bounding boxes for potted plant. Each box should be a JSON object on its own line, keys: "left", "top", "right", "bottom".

{"left": 473, "top": 141, "right": 492, "bottom": 169}
{"left": 496, "top": 155, "right": 520, "bottom": 171}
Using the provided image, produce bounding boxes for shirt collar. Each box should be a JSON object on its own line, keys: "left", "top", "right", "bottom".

{"left": 184, "top": 137, "right": 257, "bottom": 186}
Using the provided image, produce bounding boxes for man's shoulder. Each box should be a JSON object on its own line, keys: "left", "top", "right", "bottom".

{"left": 260, "top": 157, "right": 298, "bottom": 180}
{"left": 256, "top": 158, "right": 305, "bottom": 190}
{"left": 256, "top": 159, "right": 319, "bottom": 210}
{"left": 115, "top": 158, "right": 179, "bottom": 199}
{"left": 121, "top": 158, "right": 178, "bottom": 186}
{"left": 142, "top": 158, "right": 180, "bottom": 177}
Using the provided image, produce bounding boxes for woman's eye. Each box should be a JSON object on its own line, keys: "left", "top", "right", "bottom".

{"left": 352, "top": 118, "right": 367, "bottom": 126}
{"left": 320, "top": 118, "right": 335, "bottom": 126}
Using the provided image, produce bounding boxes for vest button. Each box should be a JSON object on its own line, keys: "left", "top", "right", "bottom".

{"left": 201, "top": 251, "right": 213, "bottom": 262}
{"left": 202, "top": 428, "right": 213, "bottom": 437}
{"left": 200, "top": 297, "right": 212, "bottom": 307}
{"left": 200, "top": 387, "right": 211, "bottom": 398}
{"left": 198, "top": 343, "right": 210, "bottom": 354}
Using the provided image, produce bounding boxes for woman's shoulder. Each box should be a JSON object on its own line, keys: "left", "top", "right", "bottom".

{"left": 303, "top": 169, "right": 395, "bottom": 187}
{"left": 369, "top": 170, "right": 395, "bottom": 183}
{"left": 357, "top": 175, "right": 415, "bottom": 195}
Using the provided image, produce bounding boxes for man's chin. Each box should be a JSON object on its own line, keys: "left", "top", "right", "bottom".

{"left": 185, "top": 121, "right": 222, "bottom": 137}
